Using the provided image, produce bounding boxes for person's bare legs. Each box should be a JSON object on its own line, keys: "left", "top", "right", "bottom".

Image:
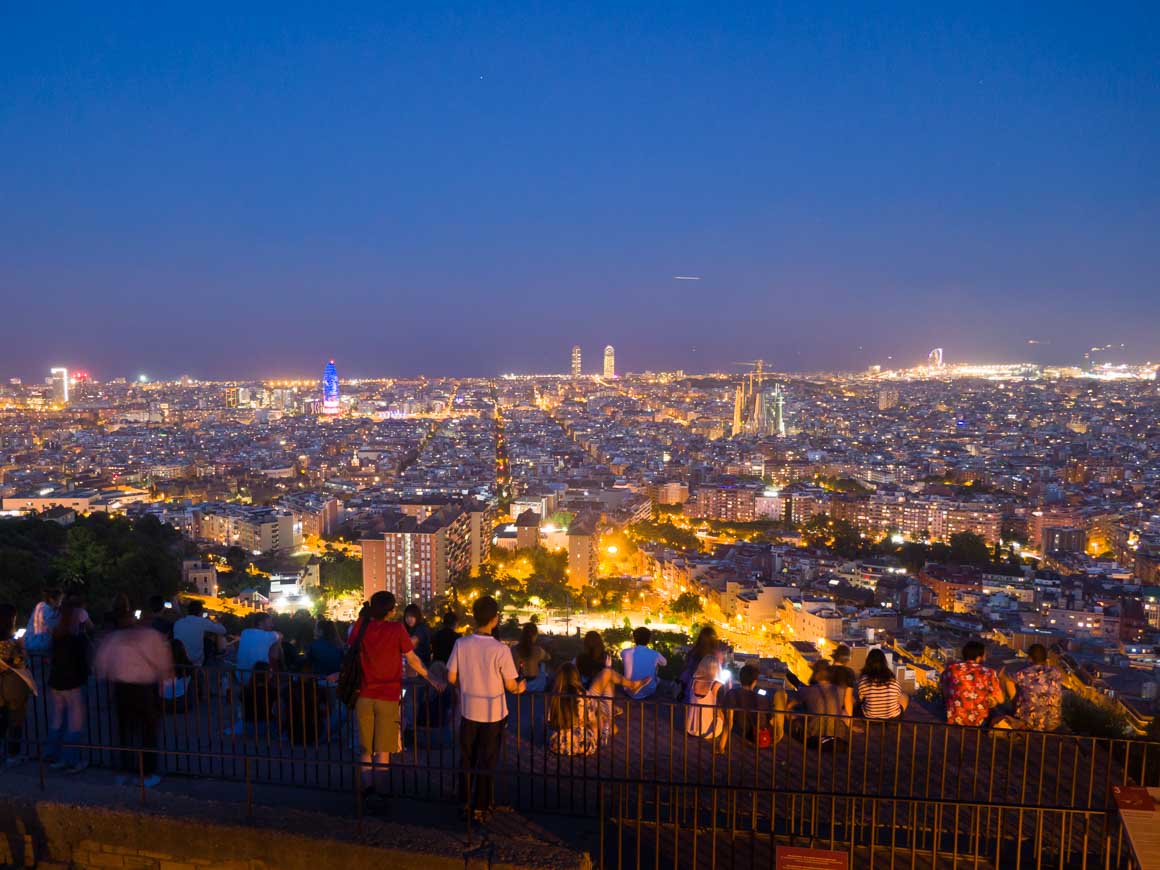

{"left": 360, "top": 750, "right": 390, "bottom": 792}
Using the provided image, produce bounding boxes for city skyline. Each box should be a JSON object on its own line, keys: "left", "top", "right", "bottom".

{"left": 2, "top": 4, "right": 1158, "bottom": 378}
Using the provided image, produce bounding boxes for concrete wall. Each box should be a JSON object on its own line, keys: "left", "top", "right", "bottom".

{"left": 2, "top": 796, "right": 589, "bottom": 870}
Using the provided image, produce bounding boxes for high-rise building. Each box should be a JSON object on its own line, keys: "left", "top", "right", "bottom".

{"left": 571, "top": 345, "right": 582, "bottom": 378}
{"left": 360, "top": 504, "right": 472, "bottom": 604}
{"left": 321, "top": 360, "right": 339, "bottom": 415}
{"left": 49, "top": 367, "right": 69, "bottom": 404}
{"left": 603, "top": 345, "right": 615, "bottom": 378}
{"left": 567, "top": 512, "right": 600, "bottom": 589}
{"left": 878, "top": 386, "right": 899, "bottom": 411}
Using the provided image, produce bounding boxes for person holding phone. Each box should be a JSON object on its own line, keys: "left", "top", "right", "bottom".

{"left": 723, "top": 664, "right": 772, "bottom": 744}
{"left": 685, "top": 655, "right": 729, "bottom": 753}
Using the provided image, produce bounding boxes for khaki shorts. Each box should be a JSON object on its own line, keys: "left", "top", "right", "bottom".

{"left": 356, "top": 697, "right": 401, "bottom": 755}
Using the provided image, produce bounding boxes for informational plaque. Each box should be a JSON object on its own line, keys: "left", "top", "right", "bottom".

{"left": 775, "top": 845, "right": 849, "bottom": 870}
{"left": 1112, "top": 786, "right": 1156, "bottom": 813}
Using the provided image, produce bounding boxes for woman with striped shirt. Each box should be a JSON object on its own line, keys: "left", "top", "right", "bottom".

{"left": 856, "top": 649, "right": 908, "bottom": 720}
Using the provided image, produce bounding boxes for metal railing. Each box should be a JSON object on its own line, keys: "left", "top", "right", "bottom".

{"left": 18, "top": 661, "right": 1158, "bottom": 868}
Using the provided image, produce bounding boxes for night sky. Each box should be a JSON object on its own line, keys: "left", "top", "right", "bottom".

{"left": 2, "top": 2, "right": 1157, "bottom": 380}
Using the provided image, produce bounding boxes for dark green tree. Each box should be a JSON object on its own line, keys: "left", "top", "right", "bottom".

{"left": 949, "top": 532, "right": 990, "bottom": 565}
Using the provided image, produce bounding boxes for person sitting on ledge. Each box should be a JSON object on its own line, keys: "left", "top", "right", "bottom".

{"left": 941, "top": 640, "right": 1004, "bottom": 727}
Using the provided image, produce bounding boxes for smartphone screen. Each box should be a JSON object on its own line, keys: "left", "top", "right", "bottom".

{"left": 134, "top": 609, "right": 142, "bottom": 619}
{"left": 715, "top": 668, "right": 732, "bottom": 685}
{"left": 14, "top": 628, "right": 26, "bottom": 640}
{"left": 757, "top": 688, "right": 768, "bottom": 696}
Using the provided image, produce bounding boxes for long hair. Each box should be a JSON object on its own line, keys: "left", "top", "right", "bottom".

{"left": 690, "top": 627, "right": 718, "bottom": 663}
{"left": 516, "top": 622, "right": 538, "bottom": 660}
{"left": 690, "top": 655, "right": 720, "bottom": 694}
{"left": 576, "top": 631, "right": 606, "bottom": 683}
{"left": 403, "top": 603, "right": 425, "bottom": 628}
{"left": 53, "top": 595, "right": 83, "bottom": 639}
{"left": 548, "top": 662, "right": 586, "bottom": 731}
{"left": 860, "top": 648, "right": 894, "bottom": 685}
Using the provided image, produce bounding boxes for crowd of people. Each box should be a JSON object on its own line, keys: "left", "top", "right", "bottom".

{"left": 0, "top": 586, "right": 1070, "bottom": 819}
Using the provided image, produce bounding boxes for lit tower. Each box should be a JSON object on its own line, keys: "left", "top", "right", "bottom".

{"left": 603, "top": 345, "right": 615, "bottom": 378}
{"left": 321, "top": 360, "right": 340, "bottom": 415}
{"left": 49, "top": 367, "right": 69, "bottom": 404}
{"left": 571, "top": 345, "right": 582, "bottom": 378}
{"left": 770, "top": 383, "right": 787, "bottom": 437}
{"left": 928, "top": 347, "right": 944, "bottom": 369}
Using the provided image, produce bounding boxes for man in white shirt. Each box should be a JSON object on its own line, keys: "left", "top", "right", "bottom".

{"left": 236, "top": 613, "right": 282, "bottom": 673}
{"left": 622, "top": 626, "right": 667, "bottom": 700}
{"left": 173, "top": 600, "right": 227, "bottom": 667}
{"left": 447, "top": 596, "right": 524, "bottom": 820}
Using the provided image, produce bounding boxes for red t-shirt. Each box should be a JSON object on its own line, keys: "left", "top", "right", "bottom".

{"left": 354, "top": 619, "right": 414, "bottom": 702}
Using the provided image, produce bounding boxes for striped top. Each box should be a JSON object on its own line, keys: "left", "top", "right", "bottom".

{"left": 857, "top": 676, "right": 903, "bottom": 719}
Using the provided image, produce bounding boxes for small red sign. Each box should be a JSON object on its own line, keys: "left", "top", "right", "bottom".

{"left": 775, "top": 845, "right": 849, "bottom": 870}
{"left": 1112, "top": 785, "right": 1156, "bottom": 813}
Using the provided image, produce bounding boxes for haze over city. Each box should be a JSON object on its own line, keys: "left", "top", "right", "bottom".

{"left": 3, "top": 2, "right": 1159, "bottom": 379}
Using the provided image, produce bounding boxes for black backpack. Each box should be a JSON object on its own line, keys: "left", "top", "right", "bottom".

{"left": 336, "top": 618, "right": 371, "bottom": 708}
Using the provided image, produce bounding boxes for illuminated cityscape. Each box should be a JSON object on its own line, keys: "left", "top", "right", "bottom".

{"left": 3, "top": 2, "right": 1158, "bottom": 867}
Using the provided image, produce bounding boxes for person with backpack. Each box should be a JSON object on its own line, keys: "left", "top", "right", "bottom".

{"left": 345, "top": 591, "right": 441, "bottom": 808}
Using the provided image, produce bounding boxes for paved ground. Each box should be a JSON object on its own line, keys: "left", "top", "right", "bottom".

{"left": 0, "top": 760, "right": 598, "bottom": 868}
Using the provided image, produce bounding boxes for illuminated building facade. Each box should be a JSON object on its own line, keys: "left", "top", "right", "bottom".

{"left": 571, "top": 345, "right": 582, "bottom": 377}
{"left": 49, "top": 367, "right": 69, "bottom": 404}
{"left": 360, "top": 504, "right": 472, "bottom": 604}
{"left": 603, "top": 345, "right": 615, "bottom": 378}
{"left": 321, "top": 360, "right": 339, "bottom": 415}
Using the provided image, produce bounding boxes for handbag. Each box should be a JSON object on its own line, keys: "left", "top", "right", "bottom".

{"left": 336, "top": 618, "right": 371, "bottom": 708}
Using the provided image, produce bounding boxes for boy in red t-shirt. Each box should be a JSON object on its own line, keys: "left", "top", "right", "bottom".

{"left": 353, "top": 591, "right": 441, "bottom": 800}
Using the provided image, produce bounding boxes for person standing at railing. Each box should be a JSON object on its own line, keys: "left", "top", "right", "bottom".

{"left": 23, "top": 588, "right": 63, "bottom": 657}
{"left": 514, "top": 622, "right": 548, "bottom": 692}
{"left": 306, "top": 619, "right": 344, "bottom": 678}
{"left": 431, "top": 612, "right": 460, "bottom": 664}
{"left": 352, "top": 591, "right": 440, "bottom": 809}
{"left": 93, "top": 598, "right": 174, "bottom": 788}
{"left": 447, "top": 595, "right": 525, "bottom": 823}
{"left": 45, "top": 595, "right": 91, "bottom": 773}
{"left": 941, "top": 640, "right": 1004, "bottom": 727}
{"left": 403, "top": 605, "right": 431, "bottom": 666}
{"left": 0, "top": 603, "right": 33, "bottom": 767}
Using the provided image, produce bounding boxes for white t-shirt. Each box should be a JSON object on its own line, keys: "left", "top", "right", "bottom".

{"left": 623, "top": 645, "right": 667, "bottom": 699}
{"left": 236, "top": 628, "right": 280, "bottom": 673}
{"left": 448, "top": 634, "right": 518, "bottom": 723}
{"left": 173, "top": 615, "right": 227, "bottom": 666}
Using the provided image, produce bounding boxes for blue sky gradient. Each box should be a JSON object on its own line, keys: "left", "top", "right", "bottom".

{"left": 2, "top": 2, "right": 1157, "bottom": 378}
